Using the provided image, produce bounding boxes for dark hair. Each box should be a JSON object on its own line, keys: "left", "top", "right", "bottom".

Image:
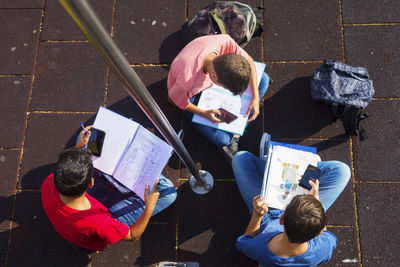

{"left": 213, "top": 53, "right": 251, "bottom": 95}
{"left": 283, "top": 195, "right": 327, "bottom": 243}
{"left": 54, "top": 147, "right": 93, "bottom": 197}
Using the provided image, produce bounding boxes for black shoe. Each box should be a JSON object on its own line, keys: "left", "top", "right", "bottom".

{"left": 220, "top": 137, "right": 240, "bottom": 160}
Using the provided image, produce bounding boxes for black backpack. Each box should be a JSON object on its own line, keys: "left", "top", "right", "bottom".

{"left": 310, "top": 60, "right": 375, "bottom": 141}
{"left": 181, "top": 1, "right": 263, "bottom": 47}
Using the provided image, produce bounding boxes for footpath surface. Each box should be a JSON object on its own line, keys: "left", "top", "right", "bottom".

{"left": 1, "top": 0, "right": 399, "bottom": 266}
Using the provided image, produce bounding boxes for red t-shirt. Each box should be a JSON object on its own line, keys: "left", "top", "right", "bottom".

{"left": 41, "top": 174, "right": 129, "bottom": 251}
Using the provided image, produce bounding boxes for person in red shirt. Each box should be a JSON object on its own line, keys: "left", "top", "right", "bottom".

{"left": 42, "top": 127, "right": 177, "bottom": 251}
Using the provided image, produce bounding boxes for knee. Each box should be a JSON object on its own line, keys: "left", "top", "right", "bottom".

{"left": 232, "top": 151, "right": 249, "bottom": 165}
{"left": 330, "top": 161, "right": 351, "bottom": 185}
{"left": 259, "top": 72, "right": 270, "bottom": 96}
{"left": 212, "top": 132, "right": 233, "bottom": 146}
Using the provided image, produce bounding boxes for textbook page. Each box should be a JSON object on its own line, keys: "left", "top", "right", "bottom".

{"left": 262, "top": 145, "right": 319, "bottom": 210}
{"left": 92, "top": 107, "right": 139, "bottom": 175}
{"left": 113, "top": 126, "right": 173, "bottom": 200}
{"left": 192, "top": 62, "right": 266, "bottom": 136}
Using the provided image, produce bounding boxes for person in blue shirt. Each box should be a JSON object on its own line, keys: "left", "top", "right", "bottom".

{"left": 232, "top": 134, "right": 351, "bottom": 266}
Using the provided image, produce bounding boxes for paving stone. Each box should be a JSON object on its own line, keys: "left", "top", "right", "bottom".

{"left": 356, "top": 183, "right": 400, "bottom": 266}
{"left": 180, "top": 120, "right": 234, "bottom": 179}
{"left": 41, "top": 0, "right": 113, "bottom": 41}
{"left": 263, "top": 0, "right": 342, "bottom": 61}
{"left": 263, "top": 63, "right": 344, "bottom": 139}
{"left": 342, "top": 0, "right": 400, "bottom": 24}
{"left": 344, "top": 25, "right": 400, "bottom": 98}
{"left": 106, "top": 67, "right": 183, "bottom": 184}
{"left": 0, "top": 150, "right": 20, "bottom": 229}
{"left": 18, "top": 113, "right": 94, "bottom": 189}
{"left": 0, "top": 10, "right": 42, "bottom": 74}
{"left": 106, "top": 67, "right": 181, "bottom": 134}
{"left": 0, "top": 77, "right": 31, "bottom": 148}
{"left": 177, "top": 181, "right": 251, "bottom": 266}
{"left": 7, "top": 191, "right": 92, "bottom": 267}
{"left": 238, "top": 114, "right": 263, "bottom": 156}
{"left": 91, "top": 223, "right": 176, "bottom": 267}
{"left": 325, "top": 227, "right": 359, "bottom": 266}
{"left": 114, "top": 0, "right": 186, "bottom": 64}
{"left": 30, "top": 42, "right": 107, "bottom": 111}
{"left": 0, "top": 0, "right": 44, "bottom": 8}
{"left": 353, "top": 100, "right": 400, "bottom": 181}
{"left": 277, "top": 139, "right": 355, "bottom": 226}
{"left": 0, "top": 229, "right": 9, "bottom": 267}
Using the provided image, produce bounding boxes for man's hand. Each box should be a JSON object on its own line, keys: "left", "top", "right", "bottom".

{"left": 203, "top": 109, "right": 222, "bottom": 123}
{"left": 307, "top": 178, "right": 320, "bottom": 198}
{"left": 246, "top": 98, "right": 260, "bottom": 122}
{"left": 252, "top": 195, "right": 269, "bottom": 217}
{"left": 76, "top": 125, "right": 94, "bottom": 147}
{"left": 144, "top": 179, "right": 160, "bottom": 212}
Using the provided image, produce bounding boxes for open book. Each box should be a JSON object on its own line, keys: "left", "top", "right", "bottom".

{"left": 92, "top": 107, "right": 173, "bottom": 200}
{"left": 192, "top": 62, "right": 266, "bottom": 136}
{"left": 261, "top": 141, "right": 320, "bottom": 210}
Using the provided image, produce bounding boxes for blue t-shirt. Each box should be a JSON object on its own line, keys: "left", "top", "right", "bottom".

{"left": 236, "top": 210, "right": 337, "bottom": 267}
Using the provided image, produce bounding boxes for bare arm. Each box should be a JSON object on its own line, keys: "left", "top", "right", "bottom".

{"left": 244, "top": 195, "right": 269, "bottom": 237}
{"left": 185, "top": 102, "right": 222, "bottom": 123}
{"left": 124, "top": 179, "right": 160, "bottom": 242}
{"left": 246, "top": 56, "right": 260, "bottom": 122}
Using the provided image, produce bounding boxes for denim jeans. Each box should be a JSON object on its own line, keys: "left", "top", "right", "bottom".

{"left": 232, "top": 151, "right": 351, "bottom": 213}
{"left": 87, "top": 171, "right": 177, "bottom": 227}
{"left": 184, "top": 72, "right": 271, "bottom": 147}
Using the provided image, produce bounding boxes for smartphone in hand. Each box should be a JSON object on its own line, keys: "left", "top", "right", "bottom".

{"left": 218, "top": 108, "right": 238, "bottom": 124}
{"left": 298, "top": 164, "right": 321, "bottom": 190}
{"left": 87, "top": 128, "right": 106, "bottom": 157}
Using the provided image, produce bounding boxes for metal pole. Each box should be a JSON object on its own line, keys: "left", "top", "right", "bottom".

{"left": 59, "top": 0, "right": 213, "bottom": 193}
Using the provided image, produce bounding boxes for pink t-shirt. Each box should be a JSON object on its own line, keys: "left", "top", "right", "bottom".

{"left": 41, "top": 174, "right": 129, "bottom": 251}
{"left": 167, "top": 34, "right": 249, "bottom": 110}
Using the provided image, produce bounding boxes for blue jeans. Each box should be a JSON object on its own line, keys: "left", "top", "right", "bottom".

{"left": 232, "top": 151, "right": 351, "bottom": 213}
{"left": 185, "top": 72, "right": 271, "bottom": 147}
{"left": 87, "top": 171, "right": 177, "bottom": 227}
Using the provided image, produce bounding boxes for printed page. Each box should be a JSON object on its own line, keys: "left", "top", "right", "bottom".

{"left": 113, "top": 126, "right": 173, "bottom": 200}
{"left": 192, "top": 62, "right": 266, "bottom": 136}
{"left": 192, "top": 87, "right": 250, "bottom": 135}
{"left": 92, "top": 107, "right": 139, "bottom": 175}
{"left": 264, "top": 146, "right": 319, "bottom": 210}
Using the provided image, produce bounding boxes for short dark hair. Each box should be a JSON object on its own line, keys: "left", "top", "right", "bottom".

{"left": 213, "top": 53, "right": 251, "bottom": 95}
{"left": 283, "top": 195, "right": 327, "bottom": 243}
{"left": 54, "top": 147, "right": 93, "bottom": 197}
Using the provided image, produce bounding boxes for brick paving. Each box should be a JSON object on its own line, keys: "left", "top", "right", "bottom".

{"left": 1, "top": 0, "right": 399, "bottom": 266}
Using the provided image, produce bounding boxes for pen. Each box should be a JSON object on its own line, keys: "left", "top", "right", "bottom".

{"left": 80, "top": 121, "right": 88, "bottom": 135}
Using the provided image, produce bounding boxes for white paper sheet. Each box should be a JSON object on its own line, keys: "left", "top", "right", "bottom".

{"left": 262, "top": 146, "right": 319, "bottom": 210}
{"left": 113, "top": 126, "right": 172, "bottom": 200}
{"left": 192, "top": 62, "right": 266, "bottom": 136}
{"left": 92, "top": 107, "right": 139, "bottom": 175}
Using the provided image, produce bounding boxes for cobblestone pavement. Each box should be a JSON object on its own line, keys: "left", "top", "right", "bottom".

{"left": 1, "top": 0, "right": 399, "bottom": 266}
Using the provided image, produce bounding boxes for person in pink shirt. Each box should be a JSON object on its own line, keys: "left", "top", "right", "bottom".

{"left": 168, "top": 34, "right": 270, "bottom": 158}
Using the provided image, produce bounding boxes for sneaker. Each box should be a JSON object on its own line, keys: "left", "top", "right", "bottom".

{"left": 220, "top": 137, "right": 240, "bottom": 160}
{"left": 259, "top": 133, "right": 271, "bottom": 158}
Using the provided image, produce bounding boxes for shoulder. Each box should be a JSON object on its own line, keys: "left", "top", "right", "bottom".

{"left": 307, "top": 231, "right": 338, "bottom": 260}
{"left": 42, "top": 173, "right": 55, "bottom": 188}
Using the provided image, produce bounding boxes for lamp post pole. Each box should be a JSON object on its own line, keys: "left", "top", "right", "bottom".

{"left": 59, "top": 0, "right": 213, "bottom": 194}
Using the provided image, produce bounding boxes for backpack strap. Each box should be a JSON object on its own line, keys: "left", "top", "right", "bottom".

{"left": 208, "top": 8, "right": 227, "bottom": 34}
{"left": 357, "top": 112, "right": 369, "bottom": 141}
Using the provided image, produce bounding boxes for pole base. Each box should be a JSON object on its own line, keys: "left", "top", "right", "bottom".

{"left": 189, "top": 170, "right": 213, "bottom": 194}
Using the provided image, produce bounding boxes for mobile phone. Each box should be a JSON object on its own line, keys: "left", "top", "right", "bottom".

{"left": 87, "top": 128, "right": 106, "bottom": 157}
{"left": 218, "top": 108, "right": 238, "bottom": 124}
{"left": 298, "top": 164, "right": 321, "bottom": 190}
